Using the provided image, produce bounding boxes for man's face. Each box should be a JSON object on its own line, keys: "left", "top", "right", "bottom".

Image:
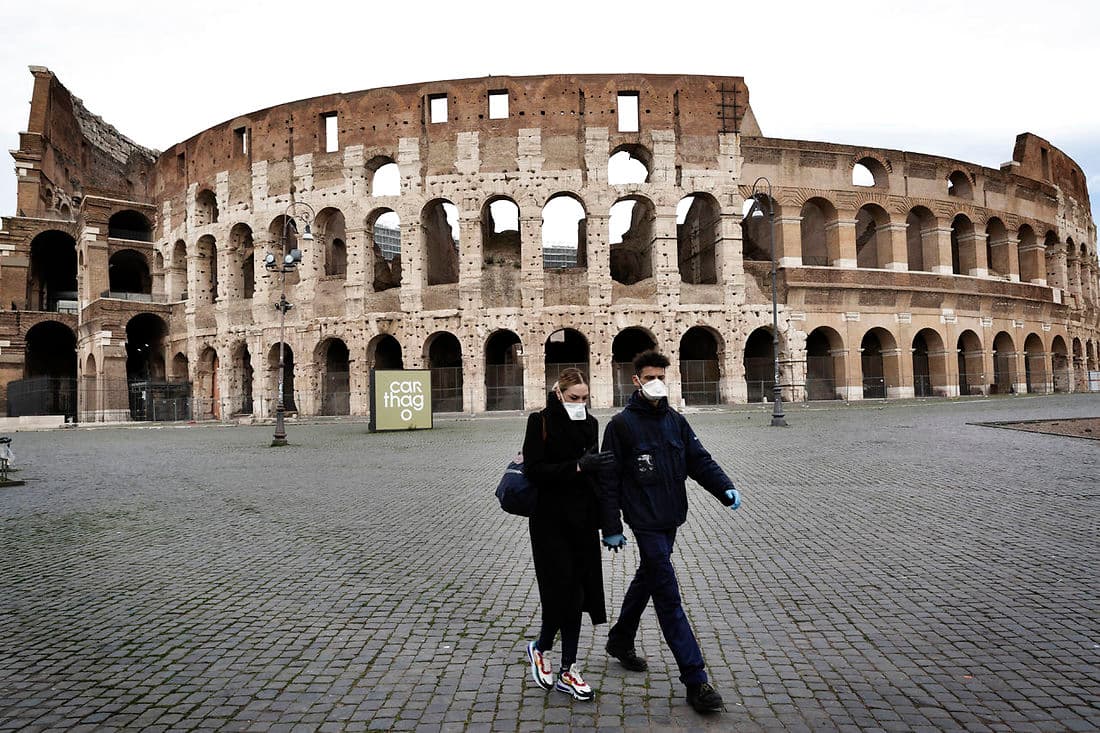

{"left": 632, "top": 366, "right": 667, "bottom": 390}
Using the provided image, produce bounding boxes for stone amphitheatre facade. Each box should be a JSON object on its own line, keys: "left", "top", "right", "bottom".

{"left": 1, "top": 67, "right": 1097, "bottom": 421}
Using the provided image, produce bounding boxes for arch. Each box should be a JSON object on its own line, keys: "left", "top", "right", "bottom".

{"left": 108, "top": 209, "right": 153, "bottom": 242}
{"left": 317, "top": 337, "right": 350, "bottom": 415}
{"left": 612, "top": 327, "right": 657, "bottom": 406}
{"left": 367, "top": 157, "right": 401, "bottom": 197}
{"left": 1023, "top": 332, "right": 1047, "bottom": 394}
{"left": 985, "top": 217, "right": 1009, "bottom": 278}
{"left": 195, "top": 235, "right": 218, "bottom": 303}
{"left": 906, "top": 206, "right": 936, "bottom": 272}
{"left": 947, "top": 170, "right": 972, "bottom": 199}
{"left": 956, "top": 329, "right": 984, "bottom": 396}
{"left": 170, "top": 239, "right": 188, "bottom": 300}
{"left": 196, "top": 345, "right": 221, "bottom": 420}
{"left": 542, "top": 193, "right": 587, "bottom": 269}
{"left": 852, "top": 156, "right": 887, "bottom": 188}
{"left": 171, "top": 352, "right": 190, "bottom": 381}
{"left": 230, "top": 340, "right": 254, "bottom": 415}
{"left": 743, "top": 327, "right": 775, "bottom": 403}
{"left": 1050, "top": 335, "right": 1071, "bottom": 393}
{"left": 485, "top": 329, "right": 523, "bottom": 411}
{"left": 315, "top": 207, "right": 347, "bottom": 278}
{"left": 1017, "top": 225, "right": 1039, "bottom": 283}
{"left": 267, "top": 342, "right": 297, "bottom": 413}
{"left": 544, "top": 328, "right": 589, "bottom": 393}
{"left": 607, "top": 145, "right": 651, "bottom": 185}
{"left": 425, "top": 331, "right": 463, "bottom": 412}
{"left": 610, "top": 195, "right": 655, "bottom": 285}
{"left": 855, "top": 204, "right": 889, "bottom": 269}
{"left": 805, "top": 326, "right": 844, "bottom": 400}
{"left": 14, "top": 321, "right": 77, "bottom": 417}
{"left": 992, "top": 331, "right": 1016, "bottom": 394}
{"left": 28, "top": 230, "right": 78, "bottom": 312}
{"left": 125, "top": 313, "right": 168, "bottom": 384}
{"left": 422, "top": 199, "right": 460, "bottom": 286}
{"left": 370, "top": 334, "right": 403, "bottom": 371}
{"left": 860, "top": 328, "right": 899, "bottom": 399}
{"left": 950, "top": 214, "right": 976, "bottom": 276}
{"left": 268, "top": 215, "right": 302, "bottom": 287}
{"left": 680, "top": 326, "right": 722, "bottom": 405}
{"left": 482, "top": 196, "right": 521, "bottom": 268}
{"left": 83, "top": 352, "right": 98, "bottom": 419}
{"left": 368, "top": 208, "right": 402, "bottom": 291}
{"left": 741, "top": 194, "right": 775, "bottom": 262}
{"left": 912, "top": 328, "right": 947, "bottom": 397}
{"left": 800, "top": 198, "right": 836, "bottom": 267}
{"left": 229, "top": 224, "right": 255, "bottom": 299}
{"left": 676, "top": 193, "right": 719, "bottom": 285}
{"left": 195, "top": 189, "right": 219, "bottom": 226}
{"left": 108, "top": 249, "right": 151, "bottom": 295}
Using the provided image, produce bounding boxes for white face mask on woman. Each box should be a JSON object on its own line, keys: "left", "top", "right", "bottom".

{"left": 562, "top": 402, "right": 587, "bottom": 421}
{"left": 640, "top": 378, "right": 668, "bottom": 400}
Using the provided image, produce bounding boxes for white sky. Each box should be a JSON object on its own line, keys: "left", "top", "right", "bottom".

{"left": 2, "top": 0, "right": 1098, "bottom": 217}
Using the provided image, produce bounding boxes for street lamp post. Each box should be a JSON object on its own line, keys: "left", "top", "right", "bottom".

{"left": 266, "top": 201, "right": 313, "bottom": 446}
{"left": 747, "top": 177, "right": 788, "bottom": 427}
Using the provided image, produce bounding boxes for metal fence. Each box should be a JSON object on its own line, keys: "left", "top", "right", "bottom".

{"left": 680, "top": 359, "right": 721, "bottom": 405}
{"left": 6, "top": 376, "right": 77, "bottom": 418}
{"left": 485, "top": 364, "right": 523, "bottom": 411}
{"left": 431, "top": 366, "right": 463, "bottom": 412}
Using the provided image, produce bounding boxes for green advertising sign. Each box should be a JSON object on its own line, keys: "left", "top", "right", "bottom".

{"left": 370, "top": 369, "right": 433, "bottom": 432}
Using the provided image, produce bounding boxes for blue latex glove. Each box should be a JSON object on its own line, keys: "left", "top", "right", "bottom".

{"left": 725, "top": 488, "right": 741, "bottom": 510}
{"left": 602, "top": 533, "right": 627, "bottom": 552}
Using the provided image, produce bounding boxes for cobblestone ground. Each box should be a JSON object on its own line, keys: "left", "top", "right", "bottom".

{"left": 2, "top": 394, "right": 1098, "bottom": 732}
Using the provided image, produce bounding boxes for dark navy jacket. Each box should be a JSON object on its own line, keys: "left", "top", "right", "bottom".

{"left": 599, "top": 390, "right": 737, "bottom": 533}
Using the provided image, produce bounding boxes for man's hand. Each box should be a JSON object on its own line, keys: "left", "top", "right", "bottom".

{"left": 578, "top": 450, "right": 615, "bottom": 473}
{"left": 602, "top": 533, "right": 627, "bottom": 552}
{"left": 725, "top": 488, "right": 741, "bottom": 510}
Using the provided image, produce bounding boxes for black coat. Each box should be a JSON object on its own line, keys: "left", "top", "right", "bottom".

{"left": 522, "top": 394, "right": 607, "bottom": 627}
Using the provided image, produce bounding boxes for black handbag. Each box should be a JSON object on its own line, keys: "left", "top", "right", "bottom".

{"left": 494, "top": 414, "right": 546, "bottom": 517}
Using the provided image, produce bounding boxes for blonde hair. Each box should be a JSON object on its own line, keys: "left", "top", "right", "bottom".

{"left": 554, "top": 367, "right": 587, "bottom": 393}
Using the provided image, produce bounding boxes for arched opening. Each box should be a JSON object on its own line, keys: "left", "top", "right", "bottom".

{"left": 1051, "top": 335, "right": 1070, "bottom": 393}
{"left": 28, "top": 230, "right": 78, "bottom": 312}
{"left": 268, "top": 216, "right": 301, "bottom": 287}
{"left": 906, "top": 207, "right": 935, "bottom": 272}
{"left": 852, "top": 157, "right": 887, "bottom": 188}
{"left": 108, "top": 249, "right": 151, "bottom": 295}
{"left": 912, "top": 329, "right": 947, "bottom": 397}
{"left": 861, "top": 329, "right": 889, "bottom": 399}
{"left": 800, "top": 198, "right": 835, "bottom": 267}
{"left": 1018, "top": 225, "right": 1039, "bottom": 283}
{"left": 1023, "top": 333, "right": 1047, "bottom": 394}
{"left": 196, "top": 346, "right": 220, "bottom": 420}
{"left": 368, "top": 157, "right": 401, "bottom": 197}
{"left": 83, "top": 352, "right": 97, "bottom": 419}
{"left": 170, "top": 240, "right": 188, "bottom": 300}
{"left": 542, "top": 194, "right": 587, "bottom": 269}
{"left": 108, "top": 210, "right": 153, "bottom": 242}
{"left": 195, "top": 189, "right": 219, "bottom": 226}
{"left": 171, "top": 352, "right": 189, "bottom": 381}
{"left": 806, "top": 327, "right": 844, "bottom": 400}
{"left": 992, "top": 331, "right": 1016, "bottom": 394}
{"left": 950, "top": 214, "right": 975, "bottom": 276}
{"left": 230, "top": 224, "right": 254, "bottom": 299}
{"left": 426, "top": 332, "right": 463, "bottom": 412}
{"left": 607, "top": 146, "right": 650, "bottom": 185}
{"left": 957, "top": 330, "right": 984, "bottom": 396}
{"left": 369, "top": 209, "right": 402, "bottom": 291}
{"left": 422, "top": 199, "right": 460, "bottom": 286}
{"left": 126, "top": 314, "right": 169, "bottom": 419}
{"left": 544, "top": 328, "right": 589, "bottom": 393}
{"left": 316, "top": 208, "right": 347, "bottom": 278}
{"left": 485, "top": 330, "right": 523, "bottom": 411}
{"left": 676, "top": 194, "right": 719, "bottom": 285}
{"left": 318, "top": 338, "right": 350, "bottom": 415}
{"left": 482, "top": 197, "right": 521, "bottom": 267}
{"left": 947, "top": 171, "right": 972, "bottom": 199}
{"left": 231, "top": 341, "right": 254, "bottom": 415}
{"left": 9, "top": 321, "right": 77, "bottom": 417}
{"left": 267, "top": 343, "right": 297, "bottom": 413}
{"left": 986, "top": 218, "right": 1009, "bottom": 279}
{"left": 743, "top": 327, "right": 775, "bottom": 403}
{"left": 610, "top": 196, "right": 655, "bottom": 285}
{"left": 195, "top": 235, "right": 218, "bottom": 304}
{"left": 612, "top": 327, "right": 657, "bottom": 406}
{"left": 855, "top": 204, "right": 889, "bottom": 269}
{"left": 680, "top": 326, "right": 721, "bottom": 405}
{"left": 372, "top": 335, "right": 404, "bottom": 371}
{"left": 741, "top": 195, "right": 774, "bottom": 262}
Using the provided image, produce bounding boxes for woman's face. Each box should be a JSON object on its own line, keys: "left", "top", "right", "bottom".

{"left": 559, "top": 383, "right": 589, "bottom": 403}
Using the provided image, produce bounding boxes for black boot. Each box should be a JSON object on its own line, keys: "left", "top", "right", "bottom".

{"left": 686, "top": 682, "right": 723, "bottom": 713}
{"left": 606, "top": 639, "right": 648, "bottom": 672}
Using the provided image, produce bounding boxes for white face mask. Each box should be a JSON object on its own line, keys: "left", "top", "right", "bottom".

{"left": 640, "top": 379, "right": 668, "bottom": 400}
{"left": 562, "top": 402, "right": 587, "bottom": 421}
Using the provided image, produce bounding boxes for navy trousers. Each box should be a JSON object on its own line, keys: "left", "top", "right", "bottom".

{"left": 608, "top": 527, "right": 708, "bottom": 685}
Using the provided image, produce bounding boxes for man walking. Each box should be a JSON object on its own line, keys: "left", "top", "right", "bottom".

{"left": 598, "top": 350, "right": 741, "bottom": 713}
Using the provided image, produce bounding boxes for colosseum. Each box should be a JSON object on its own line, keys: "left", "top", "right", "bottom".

{"left": 1, "top": 67, "right": 1097, "bottom": 422}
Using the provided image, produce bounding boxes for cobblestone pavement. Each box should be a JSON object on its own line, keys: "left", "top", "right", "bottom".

{"left": 2, "top": 394, "right": 1098, "bottom": 732}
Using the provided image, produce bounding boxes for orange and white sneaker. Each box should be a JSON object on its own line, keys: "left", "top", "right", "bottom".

{"left": 555, "top": 664, "right": 594, "bottom": 701}
{"left": 526, "top": 641, "right": 553, "bottom": 690}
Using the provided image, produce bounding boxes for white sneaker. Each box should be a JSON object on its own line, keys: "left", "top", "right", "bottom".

{"left": 527, "top": 641, "right": 553, "bottom": 690}
{"left": 555, "top": 664, "right": 594, "bottom": 701}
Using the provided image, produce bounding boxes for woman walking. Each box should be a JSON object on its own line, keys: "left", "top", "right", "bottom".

{"left": 522, "top": 367, "right": 615, "bottom": 700}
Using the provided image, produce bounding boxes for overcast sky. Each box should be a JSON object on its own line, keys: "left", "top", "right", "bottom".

{"left": 1, "top": 0, "right": 1097, "bottom": 217}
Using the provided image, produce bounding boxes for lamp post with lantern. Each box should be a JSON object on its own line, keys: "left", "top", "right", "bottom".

{"left": 745, "top": 177, "right": 788, "bottom": 427}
